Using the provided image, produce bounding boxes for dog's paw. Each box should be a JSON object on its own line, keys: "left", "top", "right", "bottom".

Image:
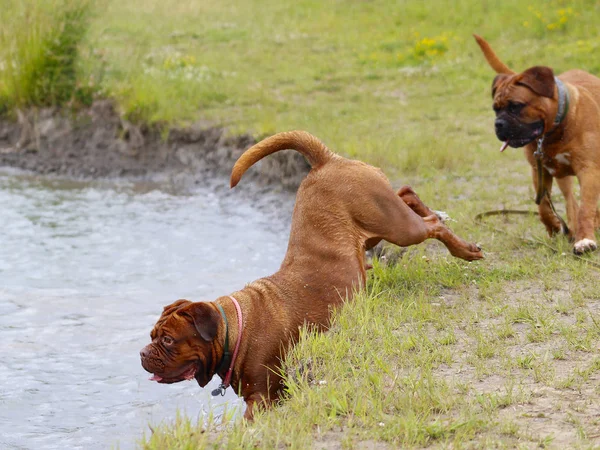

{"left": 450, "top": 242, "right": 484, "bottom": 261}
{"left": 468, "top": 243, "right": 485, "bottom": 261}
{"left": 573, "top": 238, "right": 597, "bottom": 255}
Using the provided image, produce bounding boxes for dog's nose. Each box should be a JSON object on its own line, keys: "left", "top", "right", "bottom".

{"left": 494, "top": 119, "right": 510, "bottom": 140}
{"left": 140, "top": 346, "right": 151, "bottom": 359}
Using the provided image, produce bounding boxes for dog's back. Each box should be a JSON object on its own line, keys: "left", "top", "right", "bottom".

{"left": 231, "top": 130, "right": 390, "bottom": 268}
{"left": 230, "top": 131, "right": 391, "bottom": 311}
{"left": 560, "top": 69, "right": 600, "bottom": 104}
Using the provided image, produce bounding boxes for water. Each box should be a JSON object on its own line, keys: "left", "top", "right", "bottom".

{"left": 0, "top": 171, "right": 293, "bottom": 450}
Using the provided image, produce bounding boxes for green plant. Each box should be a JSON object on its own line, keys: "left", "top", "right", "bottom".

{"left": 0, "top": 0, "right": 95, "bottom": 110}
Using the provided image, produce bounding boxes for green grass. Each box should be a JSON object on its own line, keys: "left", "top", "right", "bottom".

{"left": 126, "top": 1, "right": 600, "bottom": 446}
{"left": 2, "top": 0, "right": 600, "bottom": 447}
{"left": 0, "top": 0, "right": 98, "bottom": 111}
{"left": 141, "top": 248, "right": 600, "bottom": 448}
{"left": 81, "top": 0, "right": 600, "bottom": 172}
{"left": 3, "top": 0, "right": 600, "bottom": 175}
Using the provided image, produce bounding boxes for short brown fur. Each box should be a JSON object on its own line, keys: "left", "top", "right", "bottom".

{"left": 141, "top": 131, "right": 483, "bottom": 419}
{"left": 474, "top": 35, "right": 600, "bottom": 254}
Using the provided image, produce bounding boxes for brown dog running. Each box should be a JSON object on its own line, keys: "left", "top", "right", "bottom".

{"left": 474, "top": 35, "right": 600, "bottom": 254}
{"left": 140, "top": 131, "right": 483, "bottom": 420}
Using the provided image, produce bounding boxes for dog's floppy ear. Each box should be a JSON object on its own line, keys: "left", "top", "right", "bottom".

{"left": 492, "top": 74, "right": 509, "bottom": 97}
{"left": 179, "top": 302, "right": 220, "bottom": 341}
{"left": 516, "top": 66, "right": 555, "bottom": 98}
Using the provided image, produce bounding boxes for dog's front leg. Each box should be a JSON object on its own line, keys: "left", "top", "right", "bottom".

{"left": 532, "top": 166, "right": 564, "bottom": 236}
{"left": 394, "top": 186, "right": 483, "bottom": 261}
{"left": 243, "top": 393, "right": 273, "bottom": 421}
{"left": 573, "top": 170, "right": 600, "bottom": 254}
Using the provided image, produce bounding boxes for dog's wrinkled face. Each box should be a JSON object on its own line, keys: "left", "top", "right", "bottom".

{"left": 491, "top": 66, "right": 556, "bottom": 150}
{"left": 140, "top": 299, "right": 221, "bottom": 387}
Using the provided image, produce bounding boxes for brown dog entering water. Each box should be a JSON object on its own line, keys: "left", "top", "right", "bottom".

{"left": 140, "top": 131, "right": 483, "bottom": 420}
{"left": 474, "top": 35, "right": 600, "bottom": 254}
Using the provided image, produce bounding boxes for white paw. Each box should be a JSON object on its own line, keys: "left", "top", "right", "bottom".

{"left": 434, "top": 210, "right": 453, "bottom": 223}
{"left": 573, "top": 238, "right": 598, "bottom": 255}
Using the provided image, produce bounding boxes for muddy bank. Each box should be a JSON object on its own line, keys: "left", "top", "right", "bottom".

{"left": 0, "top": 101, "right": 310, "bottom": 189}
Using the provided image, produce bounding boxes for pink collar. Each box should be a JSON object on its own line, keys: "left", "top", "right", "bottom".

{"left": 212, "top": 295, "right": 243, "bottom": 396}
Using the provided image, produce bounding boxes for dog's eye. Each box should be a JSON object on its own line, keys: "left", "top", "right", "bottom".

{"left": 492, "top": 104, "right": 501, "bottom": 113}
{"left": 508, "top": 102, "right": 525, "bottom": 114}
{"left": 162, "top": 336, "right": 174, "bottom": 346}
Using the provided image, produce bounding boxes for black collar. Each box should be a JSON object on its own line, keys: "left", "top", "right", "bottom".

{"left": 534, "top": 77, "right": 571, "bottom": 159}
{"left": 552, "top": 77, "right": 570, "bottom": 128}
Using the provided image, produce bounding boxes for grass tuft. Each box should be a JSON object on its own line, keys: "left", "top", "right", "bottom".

{"left": 0, "top": 0, "right": 96, "bottom": 111}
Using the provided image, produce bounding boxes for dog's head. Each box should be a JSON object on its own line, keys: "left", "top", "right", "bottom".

{"left": 491, "top": 67, "right": 556, "bottom": 149}
{"left": 140, "top": 299, "right": 222, "bottom": 387}
{"left": 474, "top": 35, "right": 558, "bottom": 150}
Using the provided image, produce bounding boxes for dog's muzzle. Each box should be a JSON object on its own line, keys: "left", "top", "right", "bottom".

{"left": 140, "top": 344, "right": 164, "bottom": 373}
{"left": 494, "top": 116, "right": 544, "bottom": 148}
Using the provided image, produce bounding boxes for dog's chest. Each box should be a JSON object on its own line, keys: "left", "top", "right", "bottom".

{"left": 541, "top": 150, "right": 575, "bottom": 177}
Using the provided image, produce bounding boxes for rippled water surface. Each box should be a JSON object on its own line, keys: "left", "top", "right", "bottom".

{"left": 0, "top": 171, "right": 292, "bottom": 450}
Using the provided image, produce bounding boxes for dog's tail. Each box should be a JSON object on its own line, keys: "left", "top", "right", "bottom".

{"left": 473, "top": 34, "right": 515, "bottom": 75}
{"left": 230, "top": 130, "right": 334, "bottom": 188}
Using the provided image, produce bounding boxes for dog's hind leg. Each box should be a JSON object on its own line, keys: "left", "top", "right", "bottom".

{"left": 556, "top": 176, "right": 578, "bottom": 239}
{"left": 386, "top": 185, "right": 477, "bottom": 258}
{"left": 397, "top": 185, "right": 437, "bottom": 217}
{"left": 573, "top": 170, "right": 600, "bottom": 253}
{"left": 418, "top": 214, "right": 483, "bottom": 260}
{"left": 357, "top": 181, "right": 483, "bottom": 261}
{"left": 399, "top": 186, "right": 483, "bottom": 260}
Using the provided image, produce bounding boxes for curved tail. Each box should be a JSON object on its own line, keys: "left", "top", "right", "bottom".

{"left": 230, "top": 130, "right": 334, "bottom": 188}
{"left": 473, "top": 34, "right": 515, "bottom": 75}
